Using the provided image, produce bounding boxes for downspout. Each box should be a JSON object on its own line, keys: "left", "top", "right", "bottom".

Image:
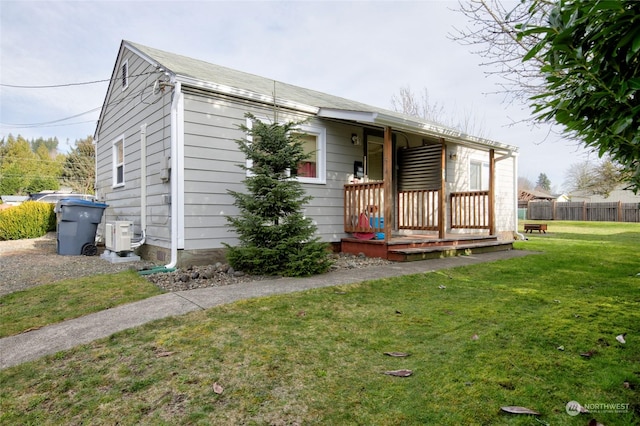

{"left": 166, "top": 81, "right": 182, "bottom": 268}
{"left": 513, "top": 151, "right": 526, "bottom": 240}
{"left": 132, "top": 124, "right": 147, "bottom": 250}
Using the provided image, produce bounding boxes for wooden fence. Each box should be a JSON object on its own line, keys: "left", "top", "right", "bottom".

{"left": 526, "top": 201, "right": 640, "bottom": 222}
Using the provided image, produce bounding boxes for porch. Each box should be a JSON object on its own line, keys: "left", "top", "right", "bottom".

{"left": 341, "top": 179, "right": 512, "bottom": 261}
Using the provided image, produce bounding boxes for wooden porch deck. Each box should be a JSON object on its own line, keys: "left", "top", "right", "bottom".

{"left": 341, "top": 233, "right": 513, "bottom": 262}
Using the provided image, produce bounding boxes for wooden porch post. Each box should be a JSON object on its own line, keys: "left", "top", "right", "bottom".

{"left": 439, "top": 139, "right": 446, "bottom": 239}
{"left": 384, "top": 126, "right": 393, "bottom": 242}
{"left": 489, "top": 149, "right": 495, "bottom": 235}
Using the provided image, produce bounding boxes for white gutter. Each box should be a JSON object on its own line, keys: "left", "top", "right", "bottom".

{"left": 318, "top": 108, "right": 517, "bottom": 154}
{"left": 166, "top": 81, "right": 182, "bottom": 268}
{"left": 177, "top": 75, "right": 319, "bottom": 115}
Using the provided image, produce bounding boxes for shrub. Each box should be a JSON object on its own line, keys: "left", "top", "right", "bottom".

{"left": 0, "top": 202, "right": 56, "bottom": 240}
{"left": 225, "top": 114, "right": 333, "bottom": 277}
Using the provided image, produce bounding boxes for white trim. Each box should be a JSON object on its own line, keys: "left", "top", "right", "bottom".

{"left": 318, "top": 107, "right": 517, "bottom": 154}
{"left": 293, "top": 123, "right": 326, "bottom": 185}
{"left": 112, "top": 135, "right": 125, "bottom": 188}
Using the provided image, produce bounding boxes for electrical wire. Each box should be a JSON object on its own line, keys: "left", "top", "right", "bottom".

{"left": 0, "top": 81, "right": 160, "bottom": 128}
{"left": 0, "top": 71, "right": 155, "bottom": 89}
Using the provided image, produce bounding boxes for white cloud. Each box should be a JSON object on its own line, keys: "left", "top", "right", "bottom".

{"left": 0, "top": 0, "right": 591, "bottom": 188}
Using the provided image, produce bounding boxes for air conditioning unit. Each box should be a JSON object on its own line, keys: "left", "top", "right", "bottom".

{"left": 105, "top": 221, "right": 132, "bottom": 252}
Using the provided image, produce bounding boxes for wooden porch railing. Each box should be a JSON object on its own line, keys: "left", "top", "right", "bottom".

{"left": 344, "top": 182, "right": 385, "bottom": 233}
{"left": 450, "top": 191, "right": 490, "bottom": 229}
{"left": 397, "top": 190, "right": 440, "bottom": 230}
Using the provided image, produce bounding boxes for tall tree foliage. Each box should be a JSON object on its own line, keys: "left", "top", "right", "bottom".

{"left": 225, "top": 114, "right": 332, "bottom": 277}
{"left": 519, "top": 0, "right": 640, "bottom": 192}
{"left": 391, "top": 86, "right": 488, "bottom": 138}
{"left": 61, "top": 137, "right": 95, "bottom": 193}
{"left": 0, "top": 135, "right": 62, "bottom": 194}
{"left": 564, "top": 157, "right": 625, "bottom": 197}
{"left": 535, "top": 172, "right": 551, "bottom": 192}
{"left": 454, "top": 0, "right": 640, "bottom": 192}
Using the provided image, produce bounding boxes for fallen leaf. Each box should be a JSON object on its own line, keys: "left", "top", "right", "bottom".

{"left": 580, "top": 351, "right": 594, "bottom": 358}
{"left": 20, "top": 326, "right": 44, "bottom": 334}
{"left": 213, "top": 382, "right": 224, "bottom": 394}
{"left": 384, "top": 352, "right": 410, "bottom": 357}
{"left": 383, "top": 369, "right": 413, "bottom": 377}
{"left": 500, "top": 406, "right": 541, "bottom": 416}
{"left": 471, "top": 334, "right": 479, "bottom": 340}
{"left": 155, "top": 351, "right": 175, "bottom": 358}
{"left": 616, "top": 333, "right": 626, "bottom": 344}
{"left": 297, "top": 310, "right": 306, "bottom": 317}
{"left": 438, "top": 285, "right": 446, "bottom": 289}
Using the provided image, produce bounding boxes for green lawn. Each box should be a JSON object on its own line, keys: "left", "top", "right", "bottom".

{"left": 1, "top": 221, "right": 639, "bottom": 425}
{"left": 0, "top": 270, "right": 163, "bottom": 338}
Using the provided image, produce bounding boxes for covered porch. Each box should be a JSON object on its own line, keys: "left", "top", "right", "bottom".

{"left": 340, "top": 126, "right": 513, "bottom": 261}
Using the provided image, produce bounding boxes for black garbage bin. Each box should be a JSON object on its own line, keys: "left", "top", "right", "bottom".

{"left": 56, "top": 199, "right": 108, "bottom": 256}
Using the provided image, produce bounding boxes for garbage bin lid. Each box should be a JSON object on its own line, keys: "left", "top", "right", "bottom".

{"left": 57, "top": 198, "right": 108, "bottom": 208}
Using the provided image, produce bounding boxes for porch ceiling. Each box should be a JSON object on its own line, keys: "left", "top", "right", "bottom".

{"left": 317, "top": 107, "right": 517, "bottom": 155}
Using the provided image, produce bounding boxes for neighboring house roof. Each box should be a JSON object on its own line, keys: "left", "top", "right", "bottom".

{"left": 519, "top": 189, "right": 556, "bottom": 201}
{"left": 97, "top": 40, "right": 518, "bottom": 155}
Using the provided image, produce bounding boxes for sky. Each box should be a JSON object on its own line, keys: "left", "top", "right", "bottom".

{"left": 0, "top": 0, "right": 594, "bottom": 191}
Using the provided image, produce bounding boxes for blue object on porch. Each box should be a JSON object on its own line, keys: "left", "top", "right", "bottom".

{"left": 370, "top": 217, "right": 384, "bottom": 229}
{"left": 370, "top": 217, "right": 384, "bottom": 240}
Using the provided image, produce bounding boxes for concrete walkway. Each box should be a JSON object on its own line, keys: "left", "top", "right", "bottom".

{"left": 0, "top": 250, "right": 534, "bottom": 369}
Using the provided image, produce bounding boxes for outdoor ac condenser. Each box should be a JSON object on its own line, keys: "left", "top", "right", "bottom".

{"left": 105, "top": 221, "right": 132, "bottom": 252}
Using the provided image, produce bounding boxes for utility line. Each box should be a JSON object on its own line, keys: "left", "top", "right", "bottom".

{"left": 0, "top": 83, "right": 156, "bottom": 128}
{"left": 0, "top": 71, "right": 156, "bottom": 89}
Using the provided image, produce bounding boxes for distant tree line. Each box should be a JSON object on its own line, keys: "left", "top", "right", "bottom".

{"left": 0, "top": 135, "right": 95, "bottom": 196}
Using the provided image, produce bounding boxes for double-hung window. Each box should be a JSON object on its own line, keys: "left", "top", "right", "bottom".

{"left": 113, "top": 136, "right": 125, "bottom": 187}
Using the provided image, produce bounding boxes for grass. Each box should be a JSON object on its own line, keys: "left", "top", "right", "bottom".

{"left": 1, "top": 221, "right": 639, "bottom": 425}
{"left": 0, "top": 270, "right": 163, "bottom": 338}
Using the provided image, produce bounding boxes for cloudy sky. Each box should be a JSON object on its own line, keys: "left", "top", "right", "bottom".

{"left": 1, "top": 0, "right": 593, "bottom": 190}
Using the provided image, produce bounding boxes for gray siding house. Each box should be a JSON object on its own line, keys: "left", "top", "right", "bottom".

{"left": 94, "top": 40, "right": 519, "bottom": 267}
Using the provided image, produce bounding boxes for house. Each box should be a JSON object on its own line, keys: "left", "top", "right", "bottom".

{"left": 94, "top": 40, "right": 520, "bottom": 268}
{"left": 568, "top": 185, "right": 640, "bottom": 203}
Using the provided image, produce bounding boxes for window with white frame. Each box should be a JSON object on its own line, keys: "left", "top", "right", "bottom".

{"left": 244, "top": 117, "right": 326, "bottom": 184}
{"left": 113, "top": 136, "right": 125, "bottom": 187}
{"left": 121, "top": 60, "right": 129, "bottom": 90}
{"left": 469, "top": 160, "right": 489, "bottom": 191}
{"left": 291, "top": 124, "right": 326, "bottom": 184}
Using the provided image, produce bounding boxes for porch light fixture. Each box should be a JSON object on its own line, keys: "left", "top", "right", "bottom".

{"left": 449, "top": 151, "right": 458, "bottom": 160}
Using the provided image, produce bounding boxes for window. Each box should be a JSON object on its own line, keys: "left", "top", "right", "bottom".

{"left": 470, "top": 160, "right": 489, "bottom": 191}
{"left": 113, "top": 136, "right": 125, "bottom": 187}
{"left": 291, "top": 124, "right": 326, "bottom": 184}
{"left": 244, "top": 117, "right": 326, "bottom": 184}
{"left": 121, "top": 60, "right": 128, "bottom": 90}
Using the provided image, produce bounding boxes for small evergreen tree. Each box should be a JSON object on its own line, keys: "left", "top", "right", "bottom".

{"left": 536, "top": 173, "right": 551, "bottom": 192}
{"left": 225, "top": 114, "right": 332, "bottom": 277}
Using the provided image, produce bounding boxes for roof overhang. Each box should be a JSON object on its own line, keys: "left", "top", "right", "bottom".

{"left": 318, "top": 107, "right": 518, "bottom": 155}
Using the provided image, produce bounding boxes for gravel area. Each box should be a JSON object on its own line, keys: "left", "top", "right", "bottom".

{"left": 0, "top": 233, "right": 391, "bottom": 296}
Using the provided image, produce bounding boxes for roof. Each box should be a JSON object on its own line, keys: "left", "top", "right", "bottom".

{"left": 108, "top": 40, "right": 518, "bottom": 153}
{"left": 519, "top": 189, "right": 556, "bottom": 201}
